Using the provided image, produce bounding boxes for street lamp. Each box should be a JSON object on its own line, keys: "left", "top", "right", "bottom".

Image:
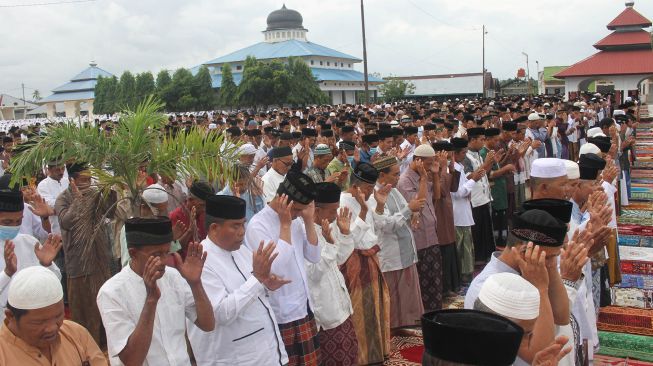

{"left": 522, "top": 52, "right": 530, "bottom": 96}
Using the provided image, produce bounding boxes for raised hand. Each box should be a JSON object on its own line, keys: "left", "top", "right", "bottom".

{"left": 172, "top": 220, "right": 189, "bottom": 241}
{"left": 560, "top": 230, "right": 589, "bottom": 282}
{"left": 3, "top": 240, "right": 17, "bottom": 276}
{"left": 471, "top": 168, "right": 486, "bottom": 181}
{"left": 354, "top": 186, "right": 367, "bottom": 207}
{"left": 410, "top": 213, "right": 421, "bottom": 229}
{"left": 143, "top": 256, "right": 164, "bottom": 300}
{"left": 353, "top": 147, "right": 361, "bottom": 163}
{"left": 494, "top": 149, "right": 506, "bottom": 164}
{"left": 255, "top": 156, "right": 269, "bottom": 171}
{"left": 252, "top": 240, "right": 278, "bottom": 283}
{"left": 336, "top": 207, "right": 352, "bottom": 235}
{"left": 272, "top": 195, "right": 294, "bottom": 226}
{"left": 173, "top": 241, "right": 207, "bottom": 285}
{"left": 28, "top": 194, "right": 55, "bottom": 218}
{"left": 373, "top": 184, "right": 392, "bottom": 206}
{"left": 34, "top": 234, "right": 63, "bottom": 267}
{"left": 483, "top": 150, "right": 496, "bottom": 166}
{"left": 263, "top": 273, "right": 291, "bottom": 291}
{"left": 69, "top": 178, "right": 82, "bottom": 198}
{"left": 532, "top": 336, "right": 572, "bottom": 366}
{"left": 409, "top": 197, "right": 426, "bottom": 212}
{"left": 512, "top": 242, "right": 549, "bottom": 292}
{"left": 321, "top": 219, "right": 334, "bottom": 244}
{"left": 299, "top": 201, "right": 315, "bottom": 223}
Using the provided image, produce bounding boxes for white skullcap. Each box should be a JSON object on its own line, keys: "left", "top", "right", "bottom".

{"left": 208, "top": 123, "right": 217, "bottom": 130}
{"left": 579, "top": 143, "right": 600, "bottom": 156}
{"left": 8, "top": 266, "right": 63, "bottom": 310}
{"left": 329, "top": 112, "right": 336, "bottom": 117}
{"left": 479, "top": 273, "right": 540, "bottom": 320}
{"left": 530, "top": 158, "right": 567, "bottom": 178}
{"left": 528, "top": 112, "right": 542, "bottom": 121}
{"left": 262, "top": 120, "right": 270, "bottom": 126}
{"left": 238, "top": 143, "right": 257, "bottom": 156}
{"left": 414, "top": 144, "right": 436, "bottom": 158}
{"left": 587, "top": 127, "right": 605, "bottom": 138}
{"left": 613, "top": 110, "right": 625, "bottom": 116}
{"left": 143, "top": 184, "right": 168, "bottom": 204}
{"left": 390, "top": 120, "right": 399, "bottom": 126}
{"left": 565, "top": 160, "right": 580, "bottom": 180}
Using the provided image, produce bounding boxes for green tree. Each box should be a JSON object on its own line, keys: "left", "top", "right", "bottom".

{"left": 155, "top": 70, "right": 173, "bottom": 110}
{"left": 378, "top": 76, "right": 415, "bottom": 102}
{"left": 237, "top": 57, "right": 290, "bottom": 108}
{"left": 286, "top": 57, "right": 329, "bottom": 106}
{"left": 169, "top": 68, "right": 196, "bottom": 111}
{"left": 93, "top": 76, "right": 108, "bottom": 115}
{"left": 135, "top": 72, "right": 156, "bottom": 103}
{"left": 218, "top": 63, "right": 238, "bottom": 109}
{"left": 192, "top": 65, "right": 217, "bottom": 110}
{"left": 104, "top": 76, "right": 120, "bottom": 114}
{"left": 32, "top": 89, "right": 41, "bottom": 101}
{"left": 118, "top": 71, "right": 137, "bottom": 110}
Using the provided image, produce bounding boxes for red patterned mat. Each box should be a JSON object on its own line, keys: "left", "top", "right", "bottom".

{"left": 595, "top": 354, "right": 653, "bottom": 366}
{"left": 598, "top": 306, "right": 653, "bottom": 336}
{"left": 385, "top": 332, "right": 423, "bottom": 366}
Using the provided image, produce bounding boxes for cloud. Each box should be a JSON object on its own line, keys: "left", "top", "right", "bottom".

{"left": 0, "top": 0, "right": 651, "bottom": 98}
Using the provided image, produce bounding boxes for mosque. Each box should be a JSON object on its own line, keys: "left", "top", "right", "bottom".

{"left": 196, "top": 4, "right": 384, "bottom": 105}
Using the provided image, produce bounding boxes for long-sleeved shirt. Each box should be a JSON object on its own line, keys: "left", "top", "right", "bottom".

{"left": 306, "top": 222, "right": 355, "bottom": 330}
{"left": 368, "top": 186, "right": 417, "bottom": 272}
{"left": 0, "top": 234, "right": 61, "bottom": 322}
{"left": 435, "top": 168, "right": 459, "bottom": 245}
{"left": 36, "top": 175, "right": 69, "bottom": 234}
{"left": 339, "top": 192, "right": 379, "bottom": 251}
{"left": 451, "top": 162, "right": 476, "bottom": 227}
{"left": 245, "top": 205, "right": 321, "bottom": 324}
{"left": 397, "top": 167, "right": 438, "bottom": 250}
{"left": 463, "top": 150, "right": 491, "bottom": 208}
{"left": 97, "top": 266, "right": 198, "bottom": 366}
{"left": 19, "top": 203, "right": 48, "bottom": 242}
{"left": 188, "top": 238, "right": 288, "bottom": 366}
{"left": 261, "top": 168, "right": 285, "bottom": 204}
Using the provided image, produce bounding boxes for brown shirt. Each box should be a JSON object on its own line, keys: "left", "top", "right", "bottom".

{"left": 0, "top": 320, "right": 107, "bottom": 365}
{"left": 434, "top": 170, "right": 459, "bottom": 245}
{"left": 397, "top": 168, "right": 438, "bottom": 250}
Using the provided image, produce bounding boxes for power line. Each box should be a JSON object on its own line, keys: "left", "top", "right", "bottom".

{"left": 0, "top": 0, "right": 97, "bottom": 8}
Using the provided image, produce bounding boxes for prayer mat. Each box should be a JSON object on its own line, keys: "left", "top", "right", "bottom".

{"left": 597, "top": 306, "right": 653, "bottom": 336}
{"left": 278, "top": 311, "right": 320, "bottom": 366}
{"left": 619, "top": 225, "right": 653, "bottom": 237}
{"left": 620, "top": 246, "right": 653, "bottom": 262}
{"left": 386, "top": 330, "right": 423, "bottom": 366}
{"left": 617, "top": 274, "right": 653, "bottom": 290}
{"left": 594, "top": 354, "right": 653, "bottom": 366}
{"left": 611, "top": 287, "right": 653, "bottom": 309}
{"left": 318, "top": 317, "right": 358, "bottom": 366}
{"left": 621, "top": 260, "right": 653, "bottom": 276}
{"left": 597, "top": 331, "right": 653, "bottom": 362}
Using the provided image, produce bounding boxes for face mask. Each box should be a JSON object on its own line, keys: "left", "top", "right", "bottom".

{"left": 0, "top": 225, "right": 20, "bottom": 241}
{"left": 347, "top": 156, "right": 355, "bottom": 165}
{"left": 369, "top": 147, "right": 378, "bottom": 155}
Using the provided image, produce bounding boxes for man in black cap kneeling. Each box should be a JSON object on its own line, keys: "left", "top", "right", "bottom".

{"left": 97, "top": 217, "right": 215, "bottom": 365}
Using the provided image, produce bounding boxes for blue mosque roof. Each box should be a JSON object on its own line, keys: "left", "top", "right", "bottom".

{"left": 208, "top": 67, "right": 383, "bottom": 88}
{"left": 203, "top": 39, "right": 362, "bottom": 65}
{"left": 40, "top": 63, "right": 113, "bottom": 103}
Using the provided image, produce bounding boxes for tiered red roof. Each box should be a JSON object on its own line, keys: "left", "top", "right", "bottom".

{"left": 555, "top": 3, "right": 652, "bottom": 78}
{"left": 607, "top": 6, "right": 652, "bottom": 29}
{"left": 593, "top": 30, "right": 652, "bottom": 49}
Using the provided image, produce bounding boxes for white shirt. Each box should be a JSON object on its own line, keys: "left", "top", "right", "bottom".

{"left": 601, "top": 180, "right": 618, "bottom": 228}
{"left": 188, "top": 238, "right": 288, "bottom": 366}
{"left": 292, "top": 143, "right": 314, "bottom": 170}
{"left": 464, "top": 150, "right": 491, "bottom": 208}
{"left": 566, "top": 116, "right": 578, "bottom": 143}
{"left": 0, "top": 234, "right": 61, "bottom": 322}
{"left": 19, "top": 203, "right": 49, "bottom": 242}
{"left": 399, "top": 140, "right": 415, "bottom": 175}
{"left": 451, "top": 162, "right": 476, "bottom": 227}
{"left": 306, "top": 222, "right": 355, "bottom": 331}
{"left": 463, "top": 252, "right": 518, "bottom": 309}
{"left": 97, "top": 265, "right": 198, "bottom": 366}
{"left": 253, "top": 145, "right": 269, "bottom": 177}
{"left": 261, "top": 168, "right": 285, "bottom": 204}
{"left": 245, "top": 205, "right": 321, "bottom": 324}
{"left": 340, "top": 192, "right": 378, "bottom": 250}
{"left": 37, "top": 176, "right": 69, "bottom": 234}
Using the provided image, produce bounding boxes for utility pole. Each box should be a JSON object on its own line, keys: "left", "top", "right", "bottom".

{"left": 21, "top": 83, "right": 26, "bottom": 119}
{"left": 535, "top": 60, "right": 540, "bottom": 95}
{"left": 482, "top": 25, "right": 487, "bottom": 98}
{"left": 360, "top": 0, "right": 369, "bottom": 104}
{"left": 522, "top": 52, "right": 530, "bottom": 96}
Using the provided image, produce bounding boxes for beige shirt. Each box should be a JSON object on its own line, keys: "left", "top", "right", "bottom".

{"left": 0, "top": 319, "right": 107, "bottom": 365}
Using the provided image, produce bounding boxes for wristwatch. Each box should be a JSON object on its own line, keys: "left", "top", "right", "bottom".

{"left": 562, "top": 274, "right": 585, "bottom": 290}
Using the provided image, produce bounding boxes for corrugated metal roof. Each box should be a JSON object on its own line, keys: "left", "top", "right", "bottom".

{"left": 210, "top": 68, "right": 382, "bottom": 88}
{"left": 51, "top": 79, "right": 97, "bottom": 93}
{"left": 39, "top": 91, "right": 95, "bottom": 103}
{"left": 594, "top": 30, "right": 652, "bottom": 49}
{"left": 607, "top": 6, "right": 651, "bottom": 29}
{"left": 204, "top": 39, "right": 361, "bottom": 65}
{"left": 70, "top": 65, "right": 113, "bottom": 81}
{"left": 554, "top": 49, "right": 653, "bottom": 78}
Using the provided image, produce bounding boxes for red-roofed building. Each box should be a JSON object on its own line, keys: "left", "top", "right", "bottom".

{"left": 555, "top": 2, "right": 653, "bottom": 104}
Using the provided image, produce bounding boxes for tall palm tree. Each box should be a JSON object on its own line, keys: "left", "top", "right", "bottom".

{"left": 10, "top": 96, "right": 239, "bottom": 274}
{"left": 32, "top": 89, "right": 41, "bottom": 101}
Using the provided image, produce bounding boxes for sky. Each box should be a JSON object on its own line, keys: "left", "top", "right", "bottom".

{"left": 1, "top": 0, "right": 652, "bottom": 99}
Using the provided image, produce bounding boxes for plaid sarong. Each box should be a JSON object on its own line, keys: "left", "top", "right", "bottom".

{"left": 278, "top": 310, "right": 320, "bottom": 366}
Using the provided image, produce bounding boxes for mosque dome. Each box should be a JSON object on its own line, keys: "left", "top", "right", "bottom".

{"left": 266, "top": 4, "right": 305, "bottom": 30}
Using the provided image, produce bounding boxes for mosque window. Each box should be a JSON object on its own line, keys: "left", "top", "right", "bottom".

{"left": 310, "top": 60, "right": 314, "bottom": 65}
{"left": 327, "top": 61, "right": 330, "bottom": 66}
{"left": 341, "top": 62, "right": 344, "bottom": 67}
{"left": 348, "top": 64, "right": 352, "bottom": 68}
{"left": 320, "top": 61, "right": 323, "bottom": 66}
{"left": 236, "top": 65, "right": 242, "bottom": 71}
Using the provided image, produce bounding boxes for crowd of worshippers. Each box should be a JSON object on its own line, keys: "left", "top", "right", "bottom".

{"left": 0, "top": 94, "right": 640, "bottom": 366}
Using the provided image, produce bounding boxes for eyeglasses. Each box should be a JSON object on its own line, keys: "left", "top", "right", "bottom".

{"left": 279, "top": 159, "right": 294, "bottom": 167}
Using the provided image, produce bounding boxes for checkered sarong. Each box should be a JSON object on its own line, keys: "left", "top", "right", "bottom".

{"left": 278, "top": 310, "right": 320, "bottom": 366}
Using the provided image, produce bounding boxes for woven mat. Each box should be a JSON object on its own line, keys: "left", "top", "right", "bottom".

{"left": 620, "top": 247, "right": 653, "bottom": 262}
{"left": 619, "top": 225, "right": 653, "bottom": 237}
{"left": 595, "top": 354, "right": 653, "bottom": 366}
{"left": 619, "top": 235, "right": 653, "bottom": 248}
{"left": 386, "top": 331, "right": 423, "bottom": 366}
{"left": 611, "top": 287, "right": 653, "bottom": 309}
{"left": 598, "top": 306, "right": 653, "bottom": 336}
{"left": 621, "top": 260, "right": 653, "bottom": 276}
{"left": 618, "top": 274, "right": 653, "bottom": 290}
{"left": 597, "top": 331, "right": 653, "bottom": 362}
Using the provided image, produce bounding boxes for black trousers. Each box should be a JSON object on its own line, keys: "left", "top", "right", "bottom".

{"left": 471, "top": 203, "right": 496, "bottom": 262}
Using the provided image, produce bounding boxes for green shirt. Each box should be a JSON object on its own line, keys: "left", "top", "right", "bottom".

{"left": 480, "top": 147, "right": 508, "bottom": 211}
{"left": 326, "top": 157, "right": 352, "bottom": 191}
